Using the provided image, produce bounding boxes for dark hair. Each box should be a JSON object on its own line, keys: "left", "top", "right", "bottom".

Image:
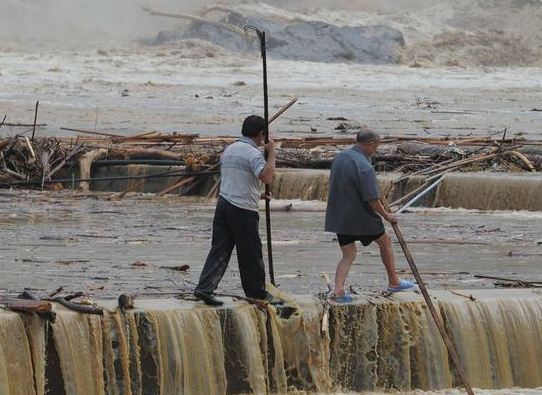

{"left": 356, "top": 127, "right": 380, "bottom": 144}
{"left": 242, "top": 115, "right": 265, "bottom": 137}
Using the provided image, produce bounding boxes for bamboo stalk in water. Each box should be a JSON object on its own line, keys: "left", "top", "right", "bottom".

{"left": 381, "top": 196, "right": 476, "bottom": 395}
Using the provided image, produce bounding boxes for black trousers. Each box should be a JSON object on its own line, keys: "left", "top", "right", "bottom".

{"left": 195, "top": 196, "right": 266, "bottom": 299}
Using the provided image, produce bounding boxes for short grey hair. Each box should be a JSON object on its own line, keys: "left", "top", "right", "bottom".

{"left": 356, "top": 127, "right": 380, "bottom": 144}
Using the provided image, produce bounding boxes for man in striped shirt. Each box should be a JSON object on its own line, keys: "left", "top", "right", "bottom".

{"left": 194, "top": 115, "right": 277, "bottom": 306}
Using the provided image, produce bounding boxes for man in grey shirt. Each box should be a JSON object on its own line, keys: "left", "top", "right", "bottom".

{"left": 194, "top": 115, "right": 277, "bottom": 306}
{"left": 325, "top": 128, "right": 414, "bottom": 302}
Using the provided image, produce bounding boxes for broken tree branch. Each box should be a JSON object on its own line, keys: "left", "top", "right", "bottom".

{"left": 31, "top": 101, "right": 39, "bottom": 142}
{"left": 142, "top": 6, "right": 247, "bottom": 36}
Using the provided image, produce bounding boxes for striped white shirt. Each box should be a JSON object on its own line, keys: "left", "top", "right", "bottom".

{"left": 219, "top": 137, "right": 266, "bottom": 212}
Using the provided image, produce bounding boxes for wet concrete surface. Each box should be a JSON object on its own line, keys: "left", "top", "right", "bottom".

{"left": 1, "top": 190, "right": 541, "bottom": 299}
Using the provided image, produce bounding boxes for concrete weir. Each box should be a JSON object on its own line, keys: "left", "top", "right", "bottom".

{"left": 1, "top": 290, "right": 542, "bottom": 395}
{"left": 272, "top": 170, "right": 542, "bottom": 211}
{"left": 86, "top": 166, "right": 542, "bottom": 211}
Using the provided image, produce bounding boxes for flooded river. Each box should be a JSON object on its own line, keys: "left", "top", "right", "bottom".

{"left": 1, "top": 3, "right": 541, "bottom": 394}
{"left": 1, "top": 190, "right": 541, "bottom": 298}
{"left": 0, "top": 47, "right": 541, "bottom": 140}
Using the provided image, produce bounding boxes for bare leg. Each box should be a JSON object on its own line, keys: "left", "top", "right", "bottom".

{"left": 333, "top": 243, "right": 357, "bottom": 297}
{"left": 374, "top": 232, "right": 401, "bottom": 287}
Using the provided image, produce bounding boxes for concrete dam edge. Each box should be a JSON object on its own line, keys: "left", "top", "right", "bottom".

{"left": 1, "top": 289, "right": 542, "bottom": 395}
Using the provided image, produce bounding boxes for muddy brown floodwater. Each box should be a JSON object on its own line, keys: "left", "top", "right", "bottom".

{"left": 1, "top": 49, "right": 542, "bottom": 140}
{"left": 1, "top": 190, "right": 541, "bottom": 299}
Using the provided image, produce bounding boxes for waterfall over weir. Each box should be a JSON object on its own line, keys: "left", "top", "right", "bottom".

{"left": 1, "top": 291, "right": 542, "bottom": 395}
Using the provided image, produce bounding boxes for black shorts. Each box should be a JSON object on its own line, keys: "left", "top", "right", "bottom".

{"left": 337, "top": 232, "right": 385, "bottom": 247}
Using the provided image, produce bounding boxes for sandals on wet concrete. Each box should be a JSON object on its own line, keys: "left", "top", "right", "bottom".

{"left": 329, "top": 292, "right": 353, "bottom": 303}
{"left": 387, "top": 279, "right": 415, "bottom": 293}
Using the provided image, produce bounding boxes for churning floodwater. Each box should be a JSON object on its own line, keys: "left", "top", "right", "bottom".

{"left": 0, "top": 48, "right": 540, "bottom": 140}
{"left": 1, "top": 1, "right": 542, "bottom": 394}
{"left": 1, "top": 190, "right": 541, "bottom": 297}
{"left": 1, "top": 1, "right": 542, "bottom": 141}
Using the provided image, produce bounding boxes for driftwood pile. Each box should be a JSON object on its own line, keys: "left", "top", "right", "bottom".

{"left": 0, "top": 135, "right": 85, "bottom": 187}
{"left": 0, "top": 128, "right": 540, "bottom": 193}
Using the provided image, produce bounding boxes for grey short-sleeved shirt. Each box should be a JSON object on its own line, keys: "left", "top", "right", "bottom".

{"left": 219, "top": 137, "right": 266, "bottom": 212}
{"left": 324, "top": 146, "right": 384, "bottom": 235}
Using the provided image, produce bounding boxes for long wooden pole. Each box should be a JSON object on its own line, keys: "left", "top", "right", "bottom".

{"left": 381, "top": 197, "right": 475, "bottom": 395}
{"left": 269, "top": 97, "right": 298, "bottom": 124}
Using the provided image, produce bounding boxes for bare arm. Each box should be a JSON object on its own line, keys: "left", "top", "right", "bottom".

{"left": 259, "top": 140, "right": 276, "bottom": 184}
{"left": 368, "top": 199, "right": 397, "bottom": 223}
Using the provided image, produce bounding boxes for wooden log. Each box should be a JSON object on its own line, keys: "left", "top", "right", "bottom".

{"left": 450, "top": 290, "right": 476, "bottom": 301}
{"left": 112, "top": 132, "right": 198, "bottom": 144}
{"left": 60, "top": 127, "right": 122, "bottom": 138}
{"left": 18, "top": 291, "right": 58, "bottom": 322}
{"left": 158, "top": 162, "right": 220, "bottom": 197}
{"left": 269, "top": 97, "right": 298, "bottom": 124}
{"left": 421, "top": 144, "right": 521, "bottom": 182}
{"left": 64, "top": 292, "right": 84, "bottom": 301}
{"left": 142, "top": 6, "right": 246, "bottom": 36}
{"left": 157, "top": 176, "right": 196, "bottom": 197}
{"left": 206, "top": 176, "right": 221, "bottom": 199}
{"left": 3, "top": 123, "right": 47, "bottom": 127}
{"left": 46, "top": 142, "right": 85, "bottom": 181}
{"left": 0, "top": 298, "right": 52, "bottom": 314}
{"left": 111, "top": 131, "right": 158, "bottom": 142}
{"left": 423, "top": 152, "right": 500, "bottom": 179}
{"left": 474, "top": 274, "right": 542, "bottom": 285}
{"left": 110, "top": 148, "right": 184, "bottom": 161}
{"left": 47, "top": 297, "right": 103, "bottom": 315}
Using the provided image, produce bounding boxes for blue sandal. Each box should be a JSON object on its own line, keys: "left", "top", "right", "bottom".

{"left": 330, "top": 292, "right": 353, "bottom": 303}
{"left": 387, "top": 280, "right": 415, "bottom": 293}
